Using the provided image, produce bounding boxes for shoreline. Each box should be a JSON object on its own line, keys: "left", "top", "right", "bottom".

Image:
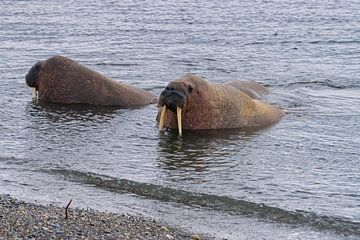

{"left": 0, "top": 194, "right": 209, "bottom": 240}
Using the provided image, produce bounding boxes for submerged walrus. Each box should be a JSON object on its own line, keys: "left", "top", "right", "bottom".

{"left": 26, "top": 56, "right": 156, "bottom": 107}
{"left": 157, "top": 74, "right": 285, "bottom": 136}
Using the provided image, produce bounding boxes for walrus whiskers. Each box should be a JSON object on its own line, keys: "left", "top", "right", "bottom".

{"left": 177, "top": 107, "right": 182, "bottom": 136}
{"left": 159, "top": 106, "right": 167, "bottom": 131}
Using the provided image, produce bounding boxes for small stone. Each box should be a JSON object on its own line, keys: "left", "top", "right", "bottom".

{"left": 191, "top": 234, "right": 202, "bottom": 240}
{"left": 28, "top": 234, "right": 37, "bottom": 239}
{"left": 165, "top": 234, "right": 175, "bottom": 240}
{"left": 160, "top": 226, "right": 170, "bottom": 232}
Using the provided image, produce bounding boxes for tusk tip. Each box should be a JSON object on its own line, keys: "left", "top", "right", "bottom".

{"left": 176, "top": 107, "right": 183, "bottom": 137}
{"left": 159, "top": 106, "right": 167, "bottom": 131}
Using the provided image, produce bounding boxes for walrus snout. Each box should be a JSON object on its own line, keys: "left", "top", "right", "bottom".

{"left": 159, "top": 90, "right": 186, "bottom": 113}
{"left": 26, "top": 61, "right": 43, "bottom": 88}
{"left": 158, "top": 88, "right": 187, "bottom": 136}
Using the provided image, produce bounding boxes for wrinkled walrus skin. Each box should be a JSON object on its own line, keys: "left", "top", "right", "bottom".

{"left": 157, "top": 74, "right": 285, "bottom": 135}
{"left": 26, "top": 56, "right": 156, "bottom": 107}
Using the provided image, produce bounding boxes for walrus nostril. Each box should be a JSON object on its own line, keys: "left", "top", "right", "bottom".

{"left": 165, "top": 86, "right": 175, "bottom": 91}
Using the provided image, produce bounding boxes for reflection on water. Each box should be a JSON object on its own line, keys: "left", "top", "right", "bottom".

{"left": 27, "top": 100, "right": 124, "bottom": 123}
{"left": 21, "top": 101, "right": 131, "bottom": 170}
{"left": 156, "top": 127, "right": 269, "bottom": 181}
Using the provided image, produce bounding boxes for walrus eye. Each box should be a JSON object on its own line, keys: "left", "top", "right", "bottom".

{"left": 188, "top": 85, "right": 193, "bottom": 93}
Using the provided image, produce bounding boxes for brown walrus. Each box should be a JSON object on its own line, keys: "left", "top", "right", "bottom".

{"left": 26, "top": 55, "right": 156, "bottom": 107}
{"left": 157, "top": 74, "right": 285, "bottom": 136}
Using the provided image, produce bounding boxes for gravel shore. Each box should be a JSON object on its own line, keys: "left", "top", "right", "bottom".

{"left": 0, "top": 194, "right": 208, "bottom": 240}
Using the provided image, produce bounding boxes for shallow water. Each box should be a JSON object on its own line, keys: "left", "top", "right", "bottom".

{"left": 0, "top": 0, "right": 359, "bottom": 239}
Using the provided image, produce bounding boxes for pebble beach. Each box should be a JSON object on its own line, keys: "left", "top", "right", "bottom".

{"left": 0, "top": 194, "right": 208, "bottom": 240}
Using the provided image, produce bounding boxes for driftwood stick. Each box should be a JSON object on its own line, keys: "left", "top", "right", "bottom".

{"left": 65, "top": 199, "right": 72, "bottom": 220}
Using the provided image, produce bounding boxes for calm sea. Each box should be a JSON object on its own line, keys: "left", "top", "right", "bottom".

{"left": 0, "top": 1, "right": 359, "bottom": 239}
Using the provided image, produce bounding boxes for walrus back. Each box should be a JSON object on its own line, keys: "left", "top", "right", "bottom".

{"left": 194, "top": 84, "right": 253, "bottom": 129}
{"left": 206, "top": 84, "right": 284, "bottom": 128}
{"left": 250, "top": 100, "right": 285, "bottom": 126}
{"left": 226, "top": 80, "right": 269, "bottom": 99}
{"left": 36, "top": 56, "right": 155, "bottom": 106}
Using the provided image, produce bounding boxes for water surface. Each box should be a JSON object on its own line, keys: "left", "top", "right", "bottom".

{"left": 0, "top": 1, "right": 359, "bottom": 239}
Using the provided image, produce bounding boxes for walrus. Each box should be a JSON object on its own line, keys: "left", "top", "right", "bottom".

{"left": 25, "top": 55, "right": 156, "bottom": 107}
{"left": 157, "top": 74, "right": 285, "bottom": 136}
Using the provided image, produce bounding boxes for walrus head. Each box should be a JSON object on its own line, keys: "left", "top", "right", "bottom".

{"left": 26, "top": 61, "right": 43, "bottom": 89}
{"left": 158, "top": 74, "right": 204, "bottom": 136}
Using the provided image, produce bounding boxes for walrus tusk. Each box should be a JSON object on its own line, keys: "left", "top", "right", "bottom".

{"left": 32, "top": 88, "right": 37, "bottom": 99}
{"left": 159, "top": 106, "right": 167, "bottom": 131}
{"left": 177, "top": 107, "right": 182, "bottom": 136}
